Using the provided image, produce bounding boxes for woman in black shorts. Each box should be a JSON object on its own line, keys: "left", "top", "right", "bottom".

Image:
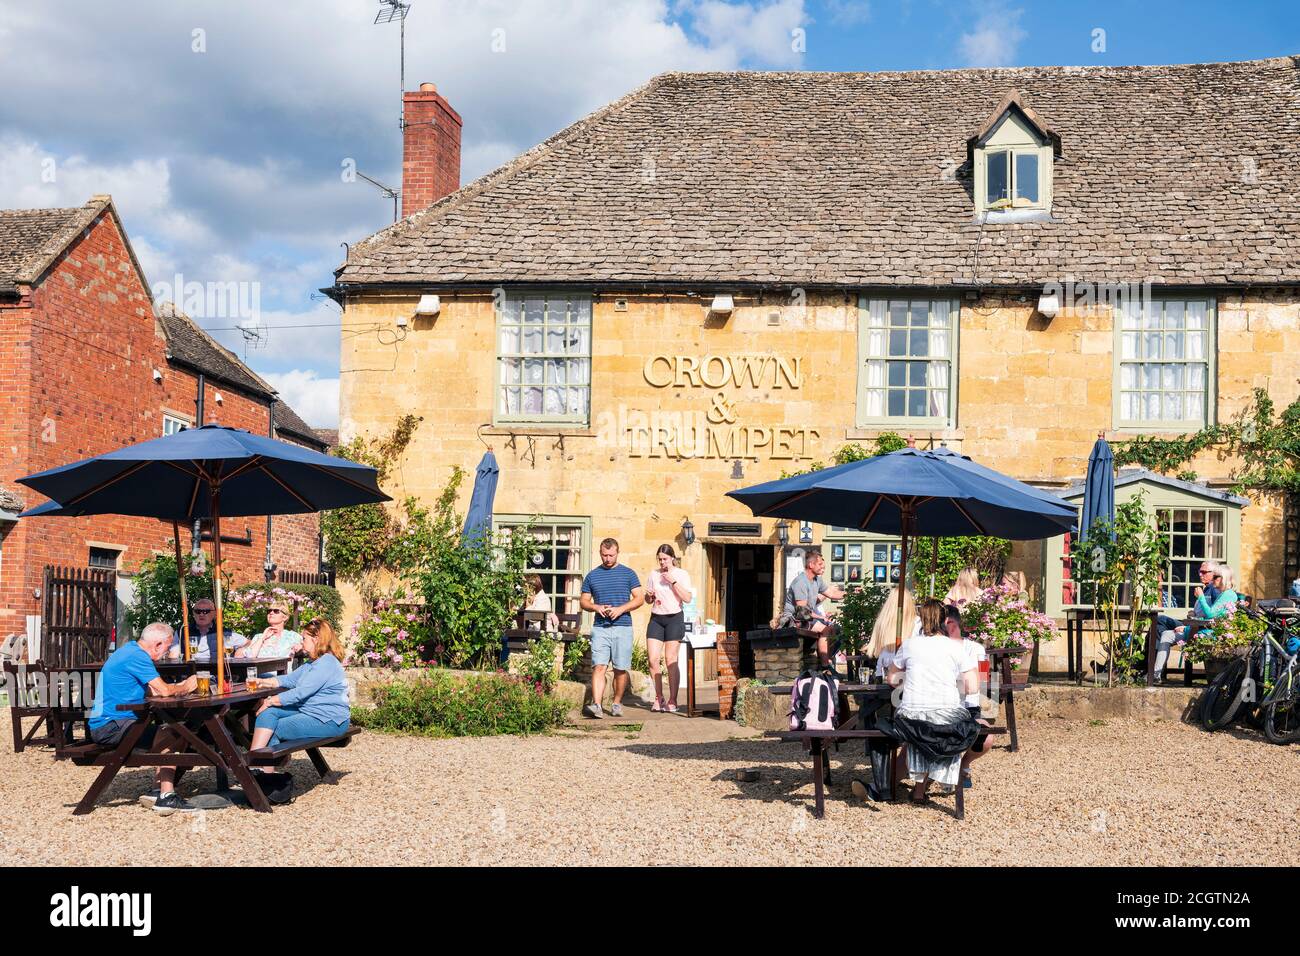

{"left": 644, "top": 544, "right": 694, "bottom": 713}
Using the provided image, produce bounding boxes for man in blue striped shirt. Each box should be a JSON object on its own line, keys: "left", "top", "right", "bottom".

{"left": 580, "top": 538, "right": 645, "bottom": 718}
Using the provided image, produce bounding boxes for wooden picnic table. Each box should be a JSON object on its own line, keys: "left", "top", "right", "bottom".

{"left": 62, "top": 684, "right": 280, "bottom": 815}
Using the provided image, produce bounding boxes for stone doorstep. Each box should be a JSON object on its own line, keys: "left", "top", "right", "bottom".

{"left": 732, "top": 679, "right": 1205, "bottom": 732}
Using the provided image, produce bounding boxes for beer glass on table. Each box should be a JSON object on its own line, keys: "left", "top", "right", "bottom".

{"left": 195, "top": 671, "right": 212, "bottom": 697}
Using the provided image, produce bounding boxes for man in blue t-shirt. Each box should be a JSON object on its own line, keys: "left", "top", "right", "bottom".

{"left": 580, "top": 538, "right": 645, "bottom": 719}
{"left": 90, "top": 622, "right": 199, "bottom": 814}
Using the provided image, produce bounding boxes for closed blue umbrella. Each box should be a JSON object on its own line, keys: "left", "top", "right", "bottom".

{"left": 728, "top": 445, "right": 1077, "bottom": 649}
{"left": 461, "top": 451, "right": 500, "bottom": 549}
{"left": 1079, "top": 435, "right": 1116, "bottom": 544}
{"left": 18, "top": 424, "right": 389, "bottom": 691}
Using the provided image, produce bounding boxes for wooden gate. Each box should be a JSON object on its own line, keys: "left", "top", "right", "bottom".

{"left": 41, "top": 566, "right": 116, "bottom": 667}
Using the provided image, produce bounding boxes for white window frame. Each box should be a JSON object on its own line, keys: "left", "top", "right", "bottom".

{"left": 972, "top": 111, "right": 1052, "bottom": 214}
{"left": 494, "top": 293, "right": 592, "bottom": 427}
{"left": 856, "top": 296, "right": 959, "bottom": 428}
{"left": 1114, "top": 297, "right": 1216, "bottom": 432}
{"left": 163, "top": 413, "right": 191, "bottom": 436}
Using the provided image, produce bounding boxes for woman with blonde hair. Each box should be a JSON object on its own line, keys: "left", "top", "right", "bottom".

{"left": 943, "top": 568, "right": 983, "bottom": 607}
{"left": 251, "top": 618, "right": 349, "bottom": 748}
{"left": 868, "top": 586, "right": 920, "bottom": 678}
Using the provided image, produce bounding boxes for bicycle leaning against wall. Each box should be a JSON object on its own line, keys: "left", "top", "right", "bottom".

{"left": 1198, "top": 600, "right": 1299, "bottom": 739}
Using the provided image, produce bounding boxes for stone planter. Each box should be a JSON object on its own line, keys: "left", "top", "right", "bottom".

{"left": 1202, "top": 646, "right": 1249, "bottom": 680}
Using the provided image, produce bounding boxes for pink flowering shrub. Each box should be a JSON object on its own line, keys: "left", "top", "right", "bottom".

{"left": 347, "top": 598, "right": 430, "bottom": 668}
{"left": 958, "top": 582, "right": 1057, "bottom": 669}
{"left": 1183, "top": 602, "right": 1264, "bottom": 664}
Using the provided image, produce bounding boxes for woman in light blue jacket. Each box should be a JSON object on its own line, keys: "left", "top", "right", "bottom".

{"left": 1153, "top": 563, "right": 1240, "bottom": 681}
{"left": 251, "top": 619, "right": 350, "bottom": 747}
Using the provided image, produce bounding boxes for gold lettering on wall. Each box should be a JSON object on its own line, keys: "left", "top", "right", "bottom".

{"left": 642, "top": 353, "right": 805, "bottom": 390}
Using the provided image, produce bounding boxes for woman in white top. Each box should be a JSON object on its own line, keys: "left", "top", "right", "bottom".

{"left": 523, "top": 574, "right": 560, "bottom": 632}
{"left": 944, "top": 605, "right": 992, "bottom": 788}
{"left": 867, "top": 586, "right": 921, "bottom": 679}
{"left": 886, "top": 599, "right": 978, "bottom": 801}
{"left": 643, "top": 544, "right": 694, "bottom": 713}
{"left": 236, "top": 601, "right": 302, "bottom": 661}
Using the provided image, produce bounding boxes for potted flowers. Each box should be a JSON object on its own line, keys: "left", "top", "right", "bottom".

{"left": 958, "top": 582, "right": 1058, "bottom": 670}
{"left": 1181, "top": 603, "right": 1262, "bottom": 678}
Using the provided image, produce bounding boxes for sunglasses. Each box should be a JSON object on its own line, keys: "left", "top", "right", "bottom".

{"left": 194, "top": 608, "right": 215, "bottom": 614}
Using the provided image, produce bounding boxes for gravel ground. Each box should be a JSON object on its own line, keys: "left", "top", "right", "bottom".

{"left": 2, "top": 713, "right": 1297, "bottom": 866}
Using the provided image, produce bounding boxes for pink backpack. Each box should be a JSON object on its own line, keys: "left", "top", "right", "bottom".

{"left": 789, "top": 668, "right": 838, "bottom": 731}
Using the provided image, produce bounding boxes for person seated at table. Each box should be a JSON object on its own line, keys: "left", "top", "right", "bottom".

{"left": 944, "top": 605, "right": 993, "bottom": 789}
{"left": 884, "top": 599, "right": 979, "bottom": 804}
{"left": 943, "top": 567, "right": 982, "bottom": 607}
{"left": 522, "top": 574, "right": 560, "bottom": 632}
{"left": 250, "top": 619, "right": 349, "bottom": 751}
{"left": 1153, "top": 562, "right": 1240, "bottom": 682}
{"left": 780, "top": 548, "right": 844, "bottom": 666}
{"left": 235, "top": 599, "right": 302, "bottom": 663}
{"left": 169, "top": 599, "right": 247, "bottom": 661}
{"left": 89, "top": 622, "right": 200, "bottom": 815}
{"left": 867, "top": 586, "right": 920, "bottom": 679}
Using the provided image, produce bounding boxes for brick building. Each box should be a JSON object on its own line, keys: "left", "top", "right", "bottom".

{"left": 330, "top": 58, "right": 1300, "bottom": 694}
{"left": 0, "top": 196, "right": 329, "bottom": 644}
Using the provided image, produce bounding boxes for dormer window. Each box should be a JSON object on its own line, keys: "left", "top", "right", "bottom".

{"left": 985, "top": 149, "right": 1040, "bottom": 208}
{"left": 968, "top": 91, "right": 1060, "bottom": 218}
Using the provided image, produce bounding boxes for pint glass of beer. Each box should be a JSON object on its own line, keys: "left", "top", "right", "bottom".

{"left": 246, "top": 674, "right": 260, "bottom": 691}
{"left": 196, "top": 671, "right": 212, "bottom": 697}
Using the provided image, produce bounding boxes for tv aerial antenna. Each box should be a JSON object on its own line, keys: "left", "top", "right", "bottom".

{"left": 356, "top": 169, "right": 401, "bottom": 222}
{"left": 375, "top": 0, "right": 411, "bottom": 125}
{"left": 236, "top": 317, "right": 267, "bottom": 358}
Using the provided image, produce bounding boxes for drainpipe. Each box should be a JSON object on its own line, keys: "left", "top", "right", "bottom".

{"left": 264, "top": 401, "right": 275, "bottom": 582}
{"left": 190, "top": 373, "right": 205, "bottom": 555}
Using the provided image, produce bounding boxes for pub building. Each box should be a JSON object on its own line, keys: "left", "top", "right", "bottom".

{"left": 330, "top": 63, "right": 1300, "bottom": 709}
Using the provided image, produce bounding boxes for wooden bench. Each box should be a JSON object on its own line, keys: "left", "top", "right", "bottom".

{"left": 764, "top": 725, "right": 1008, "bottom": 820}
{"left": 247, "top": 727, "right": 361, "bottom": 780}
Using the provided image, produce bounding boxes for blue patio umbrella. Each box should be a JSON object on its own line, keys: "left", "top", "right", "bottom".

{"left": 461, "top": 450, "right": 500, "bottom": 549}
{"left": 1078, "top": 435, "right": 1116, "bottom": 544}
{"left": 727, "top": 445, "right": 1077, "bottom": 648}
{"left": 18, "top": 424, "right": 389, "bottom": 689}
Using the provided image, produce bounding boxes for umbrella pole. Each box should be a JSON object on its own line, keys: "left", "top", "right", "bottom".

{"left": 894, "top": 505, "right": 914, "bottom": 651}
{"left": 928, "top": 536, "right": 938, "bottom": 598}
{"left": 212, "top": 493, "right": 226, "bottom": 695}
{"left": 172, "top": 522, "right": 191, "bottom": 662}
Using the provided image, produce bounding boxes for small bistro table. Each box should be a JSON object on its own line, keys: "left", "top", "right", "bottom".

{"left": 1063, "top": 606, "right": 1162, "bottom": 685}
{"left": 64, "top": 684, "right": 279, "bottom": 815}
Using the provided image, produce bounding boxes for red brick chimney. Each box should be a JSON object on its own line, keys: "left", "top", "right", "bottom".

{"left": 401, "top": 82, "right": 462, "bottom": 217}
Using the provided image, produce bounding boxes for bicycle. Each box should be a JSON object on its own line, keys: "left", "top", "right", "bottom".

{"left": 1259, "top": 600, "right": 1300, "bottom": 743}
{"left": 1199, "top": 601, "right": 1298, "bottom": 733}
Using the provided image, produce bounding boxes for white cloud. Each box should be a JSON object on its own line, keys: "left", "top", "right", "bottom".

{"left": 685, "top": 0, "right": 808, "bottom": 68}
{"left": 824, "top": 0, "right": 870, "bottom": 27}
{"left": 0, "top": 0, "right": 816, "bottom": 391}
{"left": 957, "top": 5, "right": 1026, "bottom": 67}
{"left": 262, "top": 369, "right": 340, "bottom": 429}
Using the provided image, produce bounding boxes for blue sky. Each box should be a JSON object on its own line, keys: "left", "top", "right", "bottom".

{"left": 1, "top": 0, "right": 1296, "bottom": 427}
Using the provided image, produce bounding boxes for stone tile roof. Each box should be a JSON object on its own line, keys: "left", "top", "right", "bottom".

{"left": 156, "top": 302, "right": 277, "bottom": 401}
{"left": 1059, "top": 469, "right": 1251, "bottom": 506}
{"left": 272, "top": 401, "right": 328, "bottom": 449}
{"left": 313, "top": 428, "right": 339, "bottom": 449}
{"left": 0, "top": 199, "right": 106, "bottom": 294}
{"left": 337, "top": 57, "right": 1300, "bottom": 290}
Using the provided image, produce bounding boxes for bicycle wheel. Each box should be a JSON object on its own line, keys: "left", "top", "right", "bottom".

{"left": 1200, "top": 656, "right": 1248, "bottom": 731}
{"left": 1263, "top": 669, "right": 1300, "bottom": 744}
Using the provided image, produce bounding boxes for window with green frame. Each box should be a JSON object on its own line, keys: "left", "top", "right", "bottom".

{"left": 1115, "top": 298, "right": 1214, "bottom": 430}
{"left": 493, "top": 515, "right": 590, "bottom": 617}
{"left": 857, "top": 297, "right": 958, "bottom": 427}
{"left": 496, "top": 293, "right": 592, "bottom": 426}
{"left": 824, "top": 530, "right": 904, "bottom": 586}
{"left": 1157, "top": 507, "right": 1226, "bottom": 610}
